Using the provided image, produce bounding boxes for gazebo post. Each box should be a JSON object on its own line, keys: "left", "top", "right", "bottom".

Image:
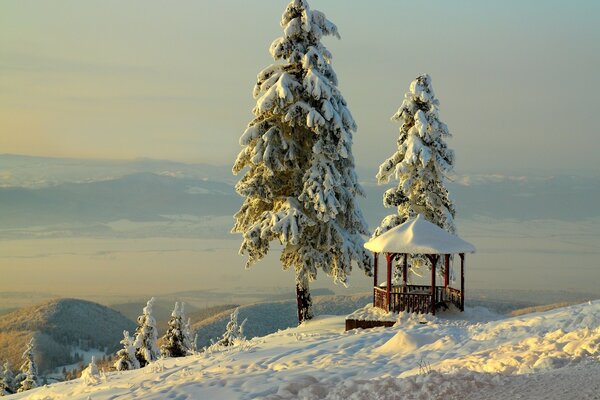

{"left": 444, "top": 254, "right": 450, "bottom": 288}
{"left": 402, "top": 254, "right": 408, "bottom": 293}
{"left": 428, "top": 255, "right": 438, "bottom": 315}
{"left": 460, "top": 253, "right": 465, "bottom": 311}
{"left": 373, "top": 253, "right": 379, "bottom": 307}
{"left": 373, "top": 253, "right": 379, "bottom": 288}
{"left": 386, "top": 253, "right": 393, "bottom": 312}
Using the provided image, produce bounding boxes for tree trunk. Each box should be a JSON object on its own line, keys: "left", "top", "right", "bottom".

{"left": 295, "top": 281, "right": 313, "bottom": 324}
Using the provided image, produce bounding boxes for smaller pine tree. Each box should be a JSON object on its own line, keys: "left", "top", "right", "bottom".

{"left": 17, "top": 337, "right": 39, "bottom": 393}
{"left": 210, "top": 308, "right": 247, "bottom": 349}
{"left": 160, "top": 302, "right": 189, "bottom": 358}
{"left": 113, "top": 331, "right": 140, "bottom": 371}
{"left": 133, "top": 297, "right": 160, "bottom": 367}
{"left": 0, "top": 361, "right": 15, "bottom": 396}
{"left": 81, "top": 356, "right": 101, "bottom": 385}
{"left": 183, "top": 315, "right": 194, "bottom": 353}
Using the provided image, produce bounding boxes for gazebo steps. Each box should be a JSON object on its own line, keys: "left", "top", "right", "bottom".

{"left": 345, "top": 318, "right": 395, "bottom": 331}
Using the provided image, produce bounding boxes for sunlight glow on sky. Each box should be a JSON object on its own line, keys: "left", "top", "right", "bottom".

{"left": 2, "top": 1, "right": 600, "bottom": 173}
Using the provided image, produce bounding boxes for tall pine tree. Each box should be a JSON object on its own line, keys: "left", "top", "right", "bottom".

{"left": 375, "top": 74, "right": 455, "bottom": 276}
{"left": 233, "top": 0, "right": 370, "bottom": 323}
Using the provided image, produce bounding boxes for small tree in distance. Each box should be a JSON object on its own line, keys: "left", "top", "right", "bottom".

{"left": 0, "top": 361, "right": 15, "bottom": 395}
{"left": 209, "top": 308, "right": 247, "bottom": 350}
{"left": 232, "top": 0, "right": 371, "bottom": 324}
{"left": 16, "top": 337, "right": 39, "bottom": 393}
{"left": 375, "top": 74, "right": 456, "bottom": 276}
{"left": 160, "top": 302, "right": 191, "bottom": 358}
{"left": 133, "top": 298, "right": 160, "bottom": 368}
{"left": 114, "top": 331, "right": 140, "bottom": 371}
{"left": 81, "top": 356, "right": 101, "bottom": 385}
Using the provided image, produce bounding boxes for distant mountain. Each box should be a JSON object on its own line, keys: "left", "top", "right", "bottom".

{"left": 1, "top": 154, "right": 598, "bottom": 240}
{"left": 0, "top": 172, "right": 240, "bottom": 234}
{"left": 193, "top": 294, "right": 371, "bottom": 349}
{"left": 0, "top": 299, "right": 135, "bottom": 373}
{"left": 0, "top": 154, "right": 234, "bottom": 187}
{"left": 360, "top": 175, "right": 600, "bottom": 224}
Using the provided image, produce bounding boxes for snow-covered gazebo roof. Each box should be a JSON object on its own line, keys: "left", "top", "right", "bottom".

{"left": 364, "top": 214, "right": 476, "bottom": 254}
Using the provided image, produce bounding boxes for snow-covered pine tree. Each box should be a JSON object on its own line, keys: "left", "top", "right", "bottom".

{"left": 182, "top": 314, "right": 194, "bottom": 354}
{"left": 81, "top": 356, "right": 100, "bottom": 385}
{"left": 232, "top": 0, "right": 371, "bottom": 324}
{"left": 133, "top": 298, "right": 160, "bottom": 367}
{"left": 16, "top": 337, "right": 39, "bottom": 393}
{"left": 0, "top": 361, "right": 14, "bottom": 395}
{"left": 114, "top": 330, "right": 140, "bottom": 371}
{"left": 160, "top": 302, "right": 189, "bottom": 358}
{"left": 210, "top": 308, "right": 247, "bottom": 349}
{"left": 375, "top": 74, "right": 455, "bottom": 276}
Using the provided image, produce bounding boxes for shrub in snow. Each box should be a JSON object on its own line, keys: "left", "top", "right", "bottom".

{"left": 232, "top": 0, "right": 371, "bottom": 324}
{"left": 207, "top": 308, "right": 247, "bottom": 351}
{"left": 114, "top": 330, "right": 140, "bottom": 371}
{"left": 133, "top": 297, "right": 160, "bottom": 367}
{"left": 16, "top": 337, "right": 39, "bottom": 393}
{"left": 375, "top": 74, "right": 456, "bottom": 275}
{"left": 160, "top": 302, "right": 192, "bottom": 358}
{"left": 0, "top": 361, "right": 15, "bottom": 395}
{"left": 81, "top": 356, "right": 101, "bottom": 385}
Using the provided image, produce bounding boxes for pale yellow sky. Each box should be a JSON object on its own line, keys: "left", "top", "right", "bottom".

{"left": 2, "top": 0, "right": 599, "bottom": 172}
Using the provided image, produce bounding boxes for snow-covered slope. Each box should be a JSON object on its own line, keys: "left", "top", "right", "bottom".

{"left": 11, "top": 300, "right": 600, "bottom": 399}
{"left": 193, "top": 294, "right": 370, "bottom": 348}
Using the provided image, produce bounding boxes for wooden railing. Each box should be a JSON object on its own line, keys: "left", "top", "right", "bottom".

{"left": 374, "top": 285, "right": 463, "bottom": 314}
{"left": 374, "top": 287, "right": 388, "bottom": 310}
{"left": 391, "top": 291, "right": 432, "bottom": 314}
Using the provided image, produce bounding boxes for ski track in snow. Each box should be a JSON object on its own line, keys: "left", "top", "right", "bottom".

{"left": 11, "top": 301, "right": 600, "bottom": 400}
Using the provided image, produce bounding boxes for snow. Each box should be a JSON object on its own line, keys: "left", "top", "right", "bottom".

{"left": 364, "top": 214, "right": 476, "bottom": 254}
{"left": 11, "top": 300, "right": 600, "bottom": 399}
{"left": 346, "top": 303, "right": 397, "bottom": 322}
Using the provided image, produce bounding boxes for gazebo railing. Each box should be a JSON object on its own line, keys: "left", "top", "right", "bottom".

{"left": 391, "top": 291, "right": 432, "bottom": 314}
{"left": 374, "top": 285, "right": 463, "bottom": 314}
{"left": 374, "top": 287, "right": 388, "bottom": 310}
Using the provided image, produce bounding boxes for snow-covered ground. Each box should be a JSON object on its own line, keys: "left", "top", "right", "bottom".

{"left": 11, "top": 301, "right": 600, "bottom": 399}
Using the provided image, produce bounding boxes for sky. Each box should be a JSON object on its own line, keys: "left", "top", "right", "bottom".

{"left": 2, "top": 0, "right": 599, "bottom": 174}
{"left": 1, "top": 1, "right": 600, "bottom": 304}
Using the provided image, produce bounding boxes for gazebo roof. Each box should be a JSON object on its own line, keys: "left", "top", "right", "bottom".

{"left": 364, "top": 214, "right": 476, "bottom": 254}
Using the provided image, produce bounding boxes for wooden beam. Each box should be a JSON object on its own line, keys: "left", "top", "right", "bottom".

{"left": 460, "top": 253, "right": 465, "bottom": 311}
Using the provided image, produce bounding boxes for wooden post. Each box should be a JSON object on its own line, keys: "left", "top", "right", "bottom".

{"left": 444, "top": 254, "right": 450, "bottom": 288}
{"left": 373, "top": 252, "right": 378, "bottom": 305}
{"left": 428, "top": 255, "right": 438, "bottom": 315}
{"left": 460, "top": 253, "right": 465, "bottom": 311}
{"left": 386, "top": 253, "right": 393, "bottom": 312}
{"left": 402, "top": 254, "right": 408, "bottom": 292}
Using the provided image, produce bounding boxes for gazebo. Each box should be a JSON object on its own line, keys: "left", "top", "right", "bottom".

{"left": 364, "top": 214, "right": 476, "bottom": 315}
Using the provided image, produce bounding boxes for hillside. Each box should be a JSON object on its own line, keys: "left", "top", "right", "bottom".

{"left": 0, "top": 299, "right": 135, "bottom": 373}
{"left": 8, "top": 300, "right": 600, "bottom": 399}
{"left": 193, "top": 294, "right": 371, "bottom": 349}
